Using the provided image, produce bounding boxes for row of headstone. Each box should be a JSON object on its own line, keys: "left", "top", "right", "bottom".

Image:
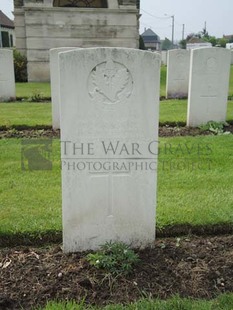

{"left": 0, "top": 49, "right": 15, "bottom": 101}
{"left": 166, "top": 47, "right": 231, "bottom": 126}
{"left": 57, "top": 48, "right": 161, "bottom": 252}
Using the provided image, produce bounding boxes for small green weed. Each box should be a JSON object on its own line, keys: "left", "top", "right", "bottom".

{"left": 86, "top": 241, "right": 140, "bottom": 275}
{"left": 199, "top": 121, "right": 230, "bottom": 135}
{"left": 29, "top": 91, "right": 45, "bottom": 102}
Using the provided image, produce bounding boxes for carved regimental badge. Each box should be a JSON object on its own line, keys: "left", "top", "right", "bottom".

{"left": 88, "top": 59, "right": 133, "bottom": 104}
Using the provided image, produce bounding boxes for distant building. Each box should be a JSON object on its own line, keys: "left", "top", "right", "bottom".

{"left": 0, "top": 11, "right": 15, "bottom": 48}
{"left": 14, "top": 0, "right": 140, "bottom": 82}
{"left": 223, "top": 34, "right": 233, "bottom": 41}
{"left": 186, "top": 37, "right": 211, "bottom": 50}
{"left": 141, "top": 28, "right": 161, "bottom": 51}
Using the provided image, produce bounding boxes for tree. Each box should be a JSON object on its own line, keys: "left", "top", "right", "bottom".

{"left": 217, "top": 37, "right": 228, "bottom": 48}
{"left": 161, "top": 38, "right": 173, "bottom": 50}
{"left": 208, "top": 36, "right": 217, "bottom": 46}
{"left": 13, "top": 49, "right": 28, "bottom": 82}
{"left": 139, "top": 35, "right": 146, "bottom": 50}
{"left": 201, "top": 27, "right": 209, "bottom": 40}
{"left": 179, "top": 39, "right": 186, "bottom": 49}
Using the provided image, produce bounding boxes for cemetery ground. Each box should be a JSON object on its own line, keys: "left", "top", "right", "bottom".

{"left": 0, "top": 67, "right": 233, "bottom": 309}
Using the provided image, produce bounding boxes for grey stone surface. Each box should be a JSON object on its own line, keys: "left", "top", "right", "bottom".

{"left": 187, "top": 47, "right": 231, "bottom": 127}
{"left": 0, "top": 49, "right": 15, "bottom": 101}
{"left": 59, "top": 48, "right": 160, "bottom": 252}
{"left": 161, "top": 51, "right": 167, "bottom": 65}
{"left": 166, "top": 49, "right": 190, "bottom": 98}
{"left": 14, "top": 2, "right": 139, "bottom": 81}
{"left": 50, "top": 47, "right": 79, "bottom": 129}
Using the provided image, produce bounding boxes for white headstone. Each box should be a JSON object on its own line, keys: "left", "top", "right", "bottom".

{"left": 187, "top": 47, "right": 231, "bottom": 127}
{"left": 0, "top": 49, "right": 15, "bottom": 101}
{"left": 161, "top": 51, "right": 167, "bottom": 65}
{"left": 50, "top": 47, "right": 78, "bottom": 129}
{"left": 166, "top": 49, "right": 191, "bottom": 98}
{"left": 59, "top": 48, "right": 161, "bottom": 252}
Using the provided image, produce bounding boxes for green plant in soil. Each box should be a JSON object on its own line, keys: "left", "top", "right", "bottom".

{"left": 86, "top": 241, "right": 140, "bottom": 275}
{"left": 199, "top": 121, "right": 231, "bottom": 135}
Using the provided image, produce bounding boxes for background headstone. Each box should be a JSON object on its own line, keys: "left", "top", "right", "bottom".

{"left": 161, "top": 51, "right": 167, "bottom": 65}
{"left": 59, "top": 47, "right": 161, "bottom": 252}
{"left": 50, "top": 47, "right": 78, "bottom": 129}
{"left": 166, "top": 49, "right": 191, "bottom": 98}
{"left": 0, "top": 49, "right": 15, "bottom": 101}
{"left": 187, "top": 47, "right": 231, "bottom": 127}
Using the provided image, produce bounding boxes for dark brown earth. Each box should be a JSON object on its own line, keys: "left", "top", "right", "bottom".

{"left": 0, "top": 235, "right": 233, "bottom": 310}
{"left": 1, "top": 123, "right": 233, "bottom": 139}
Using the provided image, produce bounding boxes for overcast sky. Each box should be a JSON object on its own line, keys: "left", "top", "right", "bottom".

{"left": 140, "top": 0, "right": 233, "bottom": 41}
{"left": 1, "top": 0, "right": 232, "bottom": 41}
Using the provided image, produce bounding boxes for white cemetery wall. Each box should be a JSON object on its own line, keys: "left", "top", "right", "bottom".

{"left": 166, "top": 49, "right": 191, "bottom": 98}
{"left": 187, "top": 47, "right": 231, "bottom": 127}
{"left": 60, "top": 48, "right": 161, "bottom": 252}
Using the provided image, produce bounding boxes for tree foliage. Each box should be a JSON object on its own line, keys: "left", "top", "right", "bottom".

{"left": 179, "top": 27, "right": 230, "bottom": 49}
{"left": 13, "top": 49, "right": 28, "bottom": 82}
{"left": 161, "top": 37, "right": 173, "bottom": 50}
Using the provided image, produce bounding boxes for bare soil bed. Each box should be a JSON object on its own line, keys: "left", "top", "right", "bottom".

{"left": 1, "top": 235, "right": 233, "bottom": 310}
{"left": 1, "top": 123, "right": 233, "bottom": 139}
{"left": 0, "top": 125, "right": 231, "bottom": 139}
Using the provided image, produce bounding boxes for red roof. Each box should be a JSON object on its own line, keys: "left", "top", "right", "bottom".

{"left": 0, "top": 10, "right": 14, "bottom": 29}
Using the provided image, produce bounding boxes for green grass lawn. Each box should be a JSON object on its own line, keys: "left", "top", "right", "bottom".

{"left": 157, "top": 135, "right": 233, "bottom": 228}
{"left": 0, "top": 138, "right": 61, "bottom": 235}
{"left": 160, "top": 100, "right": 233, "bottom": 124}
{"left": 37, "top": 294, "right": 233, "bottom": 310}
{"left": 0, "top": 135, "right": 232, "bottom": 236}
{"left": 0, "top": 100, "right": 232, "bottom": 128}
{"left": 0, "top": 102, "right": 52, "bottom": 127}
{"left": 16, "top": 82, "right": 51, "bottom": 98}
{"left": 160, "top": 65, "right": 166, "bottom": 97}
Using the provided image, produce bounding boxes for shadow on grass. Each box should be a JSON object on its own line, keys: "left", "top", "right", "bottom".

{"left": 1, "top": 223, "right": 232, "bottom": 247}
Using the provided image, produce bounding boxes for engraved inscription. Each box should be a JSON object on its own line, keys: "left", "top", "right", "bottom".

{"left": 176, "top": 53, "right": 183, "bottom": 61}
{"left": 206, "top": 57, "right": 217, "bottom": 71}
{"left": 88, "top": 59, "right": 133, "bottom": 104}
